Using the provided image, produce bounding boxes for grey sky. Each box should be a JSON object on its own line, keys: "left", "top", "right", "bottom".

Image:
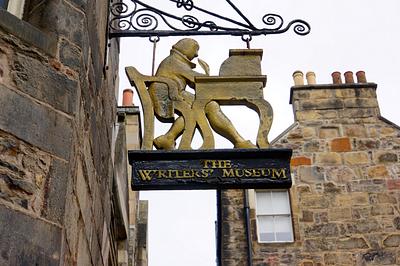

{"left": 118, "top": 1, "right": 400, "bottom": 265}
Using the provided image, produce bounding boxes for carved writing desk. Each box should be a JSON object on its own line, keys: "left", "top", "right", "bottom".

{"left": 178, "top": 49, "right": 273, "bottom": 150}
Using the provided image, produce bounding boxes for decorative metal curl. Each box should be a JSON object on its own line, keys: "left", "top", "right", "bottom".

{"left": 108, "top": 0, "right": 311, "bottom": 38}
{"left": 176, "top": 0, "right": 194, "bottom": 11}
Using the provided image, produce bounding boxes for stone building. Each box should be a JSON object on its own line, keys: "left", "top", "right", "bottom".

{"left": 221, "top": 71, "right": 400, "bottom": 265}
{"left": 0, "top": 1, "right": 146, "bottom": 265}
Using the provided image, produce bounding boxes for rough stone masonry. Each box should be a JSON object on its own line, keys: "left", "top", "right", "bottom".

{"left": 221, "top": 71, "right": 400, "bottom": 266}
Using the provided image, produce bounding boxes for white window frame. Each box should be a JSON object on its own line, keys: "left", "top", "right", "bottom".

{"left": 6, "top": 0, "right": 26, "bottom": 19}
{"left": 255, "top": 189, "right": 294, "bottom": 243}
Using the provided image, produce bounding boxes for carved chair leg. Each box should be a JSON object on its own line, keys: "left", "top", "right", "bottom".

{"left": 246, "top": 99, "right": 273, "bottom": 148}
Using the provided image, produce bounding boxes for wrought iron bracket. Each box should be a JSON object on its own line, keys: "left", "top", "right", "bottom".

{"left": 108, "top": 0, "right": 311, "bottom": 39}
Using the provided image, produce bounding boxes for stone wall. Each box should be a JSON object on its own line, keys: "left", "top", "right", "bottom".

{"left": 221, "top": 72, "right": 400, "bottom": 265}
{"left": 0, "top": 1, "right": 132, "bottom": 265}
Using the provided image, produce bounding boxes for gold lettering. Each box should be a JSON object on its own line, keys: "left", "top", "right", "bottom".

{"left": 183, "top": 170, "right": 193, "bottom": 178}
{"left": 244, "top": 169, "right": 252, "bottom": 177}
{"left": 168, "top": 170, "right": 179, "bottom": 178}
{"left": 252, "top": 169, "right": 261, "bottom": 177}
{"left": 222, "top": 169, "right": 235, "bottom": 177}
{"left": 193, "top": 170, "right": 201, "bottom": 178}
{"left": 235, "top": 169, "right": 244, "bottom": 177}
{"left": 261, "top": 168, "right": 270, "bottom": 176}
{"left": 221, "top": 160, "right": 232, "bottom": 168}
{"left": 157, "top": 170, "right": 167, "bottom": 178}
{"left": 203, "top": 160, "right": 232, "bottom": 169}
{"left": 138, "top": 170, "right": 153, "bottom": 181}
{"left": 272, "top": 168, "right": 287, "bottom": 179}
{"left": 203, "top": 160, "right": 212, "bottom": 168}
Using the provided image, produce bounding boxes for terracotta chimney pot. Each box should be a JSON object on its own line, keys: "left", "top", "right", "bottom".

{"left": 344, "top": 71, "right": 354, "bottom": 84}
{"left": 356, "top": 71, "right": 367, "bottom": 83}
{"left": 122, "top": 88, "right": 134, "bottom": 106}
{"left": 331, "top": 71, "right": 342, "bottom": 84}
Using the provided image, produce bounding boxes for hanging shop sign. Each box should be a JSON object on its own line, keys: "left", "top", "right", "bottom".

{"left": 129, "top": 149, "right": 292, "bottom": 190}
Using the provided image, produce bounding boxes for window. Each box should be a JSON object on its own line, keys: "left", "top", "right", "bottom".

{"left": 1, "top": 0, "right": 25, "bottom": 18}
{"left": 255, "top": 190, "right": 293, "bottom": 243}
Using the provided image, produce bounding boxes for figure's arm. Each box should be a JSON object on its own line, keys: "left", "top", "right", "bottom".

{"left": 181, "top": 61, "right": 210, "bottom": 88}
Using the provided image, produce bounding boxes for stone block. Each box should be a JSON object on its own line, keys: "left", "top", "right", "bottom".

{"left": 60, "top": 39, "right": 82, "bottom": 72}
{"left": 383, "top": 234, "right": 400, "bottom": 247}
{"left": 387, "top": 179, "right": 400, "bottom": 190}
{"left": 0, "top": 9, "right": 57, "bottom": 56}
{"left": 77, "top": 226, "right": 92, "bottom": 266}
{"left": 330, "top": 137, "right": 351, "bottom": 152}
{"left": 301, "top": 195, "right": 330, "bottom": 209}
{"left": 337, "top": 237, "right": 368, "bottom": 249}
{"left": 339, "top": 108, "right": 379, "bottom": 118}
{"left": 343, "top": 98, "right": 378, "bottom": 108}
{"left": 335, "top": 193, "right": 369, "bottom": 207}
{"left": 394, "top": 217, "right": 400, "bottom": 230}
{"left": 379, "top": 126, "right": 397, "bottom": 137}
{"left": 344, "top": 125, "right": 367, "bottom": 137}
{"left": 12, "top": 53, "right": 77, "bottom": 114}
{"left": 291, "top": 156, "right": 312, "bottom": 167}
{"left": 64, "top": 189, "right": 80, "bottom": 259}
{"left": 41, "top": 1, "right": 85, "bottom": 47}
{"left": 0, "top": 205, "right": 62, "bottom": 265}
{"left": 42, "top": 158, "right": 69, "bottom": 224}
{"left": 328, "top": 207, "right": 352, "bottom": 221}
{"left": 324, "top": 253, "right": 354, "bottom": 265}
{"left": 296, "top": 110, "right": 338, "bottom": 121}
{"left": 367, "top": 165, "right": 389, "bottom": 178}
{"left": 377, "top": 193, "right": 397, "bottom": 204}
{"left": 346, "top": 219, "right": 381, "bottom": 234}
{"left": 371, "top": 205, "right": 394, "bottom": 216}
{"left": 319, "top": 127, "right": 340, "bottom": 139}
{"left": 334, "top": 89, "right": 356, "bottom": 98}
{"left": 304, "top": 238, "right": 335, "bottom": 251}
{"left": 304, "top": 223, "right": 339, "bottom": 237}
{"left": 357, "top": 87, "right": 377, "bottom": 98}
{"left": 299, "top": 99, "right": 343, "bottom": 111}
{"left": 355, "top": 138, "right": 380, "bottom": 150}
{"left": 361, "top": 249, "right": 396, "bottom": 265}
{"left": 374, "top": 151, "right": 398, "bottom": 163}
{"left": 315, "top": 152, "right": 342, "bottom": 165}
{"left": 303, "top": 140, "right": 321, "bottom": 152}
{"left": 300, "top": 210, "right": 314, "bottom": 222}
{"left": 343, "top": 152, "right": 369, "bottom": 165}
{"left": 308, "top": 89, "right": 335, "bottom": 99}
{"left": 326, "top": 166, "right": 358, "bottom": 183}
{"left": 0, "top": 84, "right": 72, "bottom": 160}
{"left": 298, "top": 166, "right": 324, "bottom": 183}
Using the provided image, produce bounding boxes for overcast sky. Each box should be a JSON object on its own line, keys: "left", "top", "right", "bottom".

{"left": 118, "top": 0, "right": 400, "bottom": 265}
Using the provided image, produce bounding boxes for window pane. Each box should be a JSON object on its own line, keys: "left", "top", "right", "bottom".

{"left": 259, "top": 232, "right": 275, "bottom": 242}
{"left": 0, "top": 0, "right": 9, "bottom": 9}
{"left": 257, "top": 216, "right": 274, "bottom": 233}
{"left": 271, "top": 191, "right": 290, "bottom": 214}
{"left": 257, "top": 216, "right": 275, "bottom": 242}
{"left": 256, "top": 191, "right": 273, "bottom": 214}
{"left": 274, "top": 216, "right": 293, "bottom": 242}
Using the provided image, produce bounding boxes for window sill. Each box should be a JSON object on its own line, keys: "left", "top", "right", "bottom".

{"left": 0, "top": 9, "right": 57, "bottom": 57}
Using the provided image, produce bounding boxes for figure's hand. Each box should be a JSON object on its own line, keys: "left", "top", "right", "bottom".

{"left": 168, "top": 88, "right": 184, "bottom": 101}
{"left": 198, "top": 58, "right": 210, "bottom": 76}
{"left": 170, "top": 94, "right": 184, "bottom": 101}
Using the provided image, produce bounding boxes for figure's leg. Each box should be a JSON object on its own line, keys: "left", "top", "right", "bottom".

{"left": 205, "top": 101, "right": 256, "bottom": 149}
{"left": 153, "top": 117, "right": 185, "bottom": 150}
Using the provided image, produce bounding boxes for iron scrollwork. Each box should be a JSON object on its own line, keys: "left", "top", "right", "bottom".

{"left": 108, "top": 0, "right": 311, "bottom": 38}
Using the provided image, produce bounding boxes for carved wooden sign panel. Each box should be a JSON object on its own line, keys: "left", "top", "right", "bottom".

{"left": 129, "top": 149, "right": 292, "bottom": 190}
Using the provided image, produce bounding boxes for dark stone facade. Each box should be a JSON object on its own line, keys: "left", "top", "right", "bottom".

{"left": 0, "top": 1, "right": 135, "bottom": 265}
